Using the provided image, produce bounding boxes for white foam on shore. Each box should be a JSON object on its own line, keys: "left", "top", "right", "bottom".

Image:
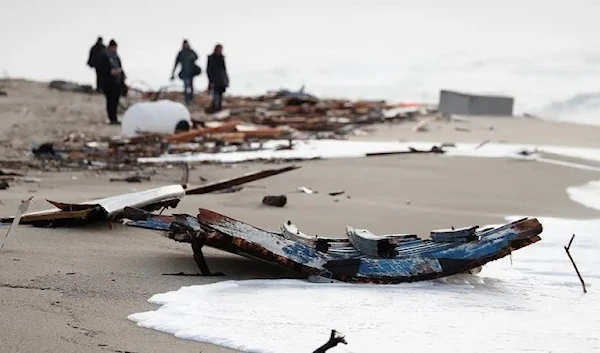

{"left": 128, "top": 215, "right": 600, "bottom": 353}
{"left": 567, "top": 180, "right": 600, "bottom": 211}
{"left": 139, "top": 140, "right": 600, "bottom": 168}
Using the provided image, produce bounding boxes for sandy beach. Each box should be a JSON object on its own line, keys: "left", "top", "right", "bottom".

{"left": 1, "top": 80, "right": 600, "bottom": 353}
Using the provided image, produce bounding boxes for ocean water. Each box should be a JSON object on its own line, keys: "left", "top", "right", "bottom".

{"left": 2, "top": 0, "right": 600, "bottom": 124}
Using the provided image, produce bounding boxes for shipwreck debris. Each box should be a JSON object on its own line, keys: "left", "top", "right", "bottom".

{"left": 18, "top": 87, "right": 437, "bottom": 171}
{"left": 211, "top": 185, "right": 243, "bottom": 194}
{"left": 0, "top": 180, "right": 9, "bottom": 190}
{"left": 124, "top": 208, "right": 543, "bottom": 284}
{"left": 564, "top": 234, "right": 587, "bottom": 293}
{"left": 262, "top": 195, "right": 287, "bottom": 207}
{"left": 0, "top": 166, "right": 300, "bottom": 228}
{"left": 185, "top": 165, "right": 299, "bottom": 195}
{"left": 0, "top": 185, "right": 185, "bottom": 227}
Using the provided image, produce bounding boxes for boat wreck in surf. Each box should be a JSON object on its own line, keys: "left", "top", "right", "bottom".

{"left": 123, "top": 207, "right": 543, "bottom": 284}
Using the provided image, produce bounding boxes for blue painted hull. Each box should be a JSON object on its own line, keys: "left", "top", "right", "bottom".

{"left": 124, "top": 207, "right": 542, "bottom": 284}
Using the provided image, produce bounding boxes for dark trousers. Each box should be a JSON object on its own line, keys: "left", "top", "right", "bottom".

{"left": 95, "top": 68, "right": 102, "bottom": 92}
{"left": 210, "top": 86, "right": 225, "bottom": 112}
{"left": 182, "top": 77, "right": 194, "bottom": 105}
{"left": 103, "top": 85, "right": 120, "bottom": 123}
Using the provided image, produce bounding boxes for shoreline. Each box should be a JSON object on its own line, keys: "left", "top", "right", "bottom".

{"left": 1, "top": 79, "right": 600, "bottom": 353}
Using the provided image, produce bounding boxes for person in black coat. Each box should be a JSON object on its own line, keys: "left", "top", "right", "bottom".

{"left": 171, "top": 40, "right": 200, "bottom": 106}
{"left": 87, "top": 37, "right": 105, "bottom": 92}
{"left": 96, "top": 39, "right": 127, "bottom": 125}
{"left": 206, "top": 44, "right": 229, "bottom": 112}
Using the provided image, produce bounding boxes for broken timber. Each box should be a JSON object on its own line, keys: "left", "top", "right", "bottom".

{"left": 0, "top": 185, "right": 185, "bottom": 227}
{"left": 184, "top": 165, "right": 299, "bottom": 195}
{"left": 0, "top": 166, "right": 299, "bottom": 227}
{"left": 124, "top": 208, "right": 544, "bottom": 284}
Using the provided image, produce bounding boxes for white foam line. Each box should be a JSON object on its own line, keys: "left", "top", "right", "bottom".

{"left": 142, "top": 140, "right": 600, "bottom": 168}
{"left": 534, "top": 157, "right": 600, "bottom": 172}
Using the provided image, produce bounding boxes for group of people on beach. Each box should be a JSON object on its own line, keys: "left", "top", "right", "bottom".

{"left": 87, "top": 37, "right": 229, "bottom": 125}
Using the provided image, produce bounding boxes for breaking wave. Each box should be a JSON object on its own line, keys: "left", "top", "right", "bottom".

{"left": 538, "top": 92, "right": 600, "bottom": 126}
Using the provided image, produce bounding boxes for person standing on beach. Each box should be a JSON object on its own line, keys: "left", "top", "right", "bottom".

{"left": 171, "top": 40, "right": 200, "bottom": 106}
{"left": 206, "top": 44, "right": 229, "bottom": 113}
{"left": 97, "top": 39, "right": 127, "bottom": 125}
{"left": 87, "top": 37, "right": 105, "bottom": 92}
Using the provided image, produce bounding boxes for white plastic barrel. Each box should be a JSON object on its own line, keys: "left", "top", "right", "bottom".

{"left": 121, "top": 100, "right": 192, "bottom": 137}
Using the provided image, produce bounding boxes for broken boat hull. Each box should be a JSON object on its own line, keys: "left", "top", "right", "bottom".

{"left": 125, "top": 208, "right": 543, "bottom": 284}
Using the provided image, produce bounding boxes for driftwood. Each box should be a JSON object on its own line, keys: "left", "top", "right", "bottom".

{"left": 564, "top": 234, "right": 587, "bottom": 293}
{"left": 313, "top": 330, "right": 347, "bottom": 353}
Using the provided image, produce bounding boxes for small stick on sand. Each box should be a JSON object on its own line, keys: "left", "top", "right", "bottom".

{"left": 0, "top": 196, "right": 34, "bottom": 252}
{"left": 475, "top": 140, "right": 490, "bottom": 149}
{"left": 564, "top": 234, "right": 587, "bottom": 294}
{"left": 181, "top": 163, "right": 190, "bottom": 186}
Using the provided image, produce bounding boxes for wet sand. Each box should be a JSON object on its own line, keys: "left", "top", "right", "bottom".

{"left": 2, "top": 80, "right": 600, "bottom": 353}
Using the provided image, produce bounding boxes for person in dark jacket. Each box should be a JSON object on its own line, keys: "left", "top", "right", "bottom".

{"left": 206, "top": 44, "right": 229, "bottom": 113}
{"left": 96, "top": 39, "right": 126, "bottom": 125}
{"left": 171, "top": 40, "right": 199, "bottom": 106}
{"left": 87, "top": 37, "right": 105, "bottom": 92}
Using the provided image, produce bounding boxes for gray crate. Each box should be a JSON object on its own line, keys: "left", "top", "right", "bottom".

{"left": 439, "top": 90, "right": 514, "bottom": 116}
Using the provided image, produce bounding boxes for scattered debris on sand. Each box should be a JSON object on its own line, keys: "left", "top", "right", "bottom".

{"left": 1, "top": 86, "right": 438, "bottom": 171}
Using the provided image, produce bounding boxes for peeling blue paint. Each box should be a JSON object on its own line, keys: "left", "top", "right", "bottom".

{"left": 358, "top": 257, "right": 443, "bottom": 277}
{"left": 126, "top": 219, "right": 173, "bottom": 231}
{"left": 282, "top": 242, "right": 321, "bottom": 264}
{"left": 126, "top": 209, "right": 541, "bottom": 283}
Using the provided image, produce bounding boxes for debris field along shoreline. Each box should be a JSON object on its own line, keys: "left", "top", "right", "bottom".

{"left": 1, "top": 79, "right": 600, "bottom": 353}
